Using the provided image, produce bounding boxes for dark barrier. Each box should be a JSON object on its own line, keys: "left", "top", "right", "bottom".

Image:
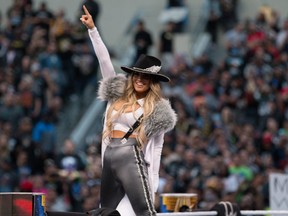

{"left": 46, "top": 212, "right": 86, "bottom": 216}
{"left": 47, "top": 207, "right": 121, "bottom": 216}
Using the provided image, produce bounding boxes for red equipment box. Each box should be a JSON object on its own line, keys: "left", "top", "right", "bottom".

{"left": 0, "top": 192, "right": 46, "bottom": 216}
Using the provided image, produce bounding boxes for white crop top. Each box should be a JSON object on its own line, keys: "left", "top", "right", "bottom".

{"left": 111, "top": 99, "right": 144, "bottom": 133}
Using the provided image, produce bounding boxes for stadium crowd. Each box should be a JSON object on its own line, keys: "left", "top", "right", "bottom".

{"left": 0, "top": 0, "right": 288, "bottom": 213}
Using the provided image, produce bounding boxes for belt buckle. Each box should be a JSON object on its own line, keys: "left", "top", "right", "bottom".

{"left": 121, "top": 138, "right": 127, "bottom": 144}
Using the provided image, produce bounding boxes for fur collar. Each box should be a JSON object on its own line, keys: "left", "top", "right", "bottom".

{"left": 97, "top": 74, "right": 177, "bottom": 137}
{"left": 143, "top": 98, "right": 177, "bottom": 137}
{"left": 97, "top": 74, "right": 127, "bottom": 102}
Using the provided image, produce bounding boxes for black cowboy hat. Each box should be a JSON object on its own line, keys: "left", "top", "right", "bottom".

{"left": 121, "top": 54, "right": 170, "bottom": 82}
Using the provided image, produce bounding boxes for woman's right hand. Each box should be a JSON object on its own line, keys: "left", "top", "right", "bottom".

{"left": 80, "top": 5, "right": 95, "bottom": 29}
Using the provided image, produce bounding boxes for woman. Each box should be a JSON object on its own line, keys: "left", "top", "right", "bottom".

{"left": 80, "top": 5, "right": 177, "bottom": 216}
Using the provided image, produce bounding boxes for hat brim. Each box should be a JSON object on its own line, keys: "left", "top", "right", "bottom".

{"left": 121, "top": 66, "right": 170, "bottom": 82}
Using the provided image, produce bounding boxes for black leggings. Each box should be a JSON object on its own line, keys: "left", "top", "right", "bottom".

{"left": 101, "top": 138, "right": 156, "bottom": 216}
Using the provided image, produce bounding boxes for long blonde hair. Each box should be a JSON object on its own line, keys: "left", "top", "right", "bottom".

{"left": 103, "top": 75, "right": 162, "bottom": 148}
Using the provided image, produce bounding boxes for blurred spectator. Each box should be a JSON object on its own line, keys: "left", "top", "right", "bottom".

{"left": 18, "top": 74, "right": 36, "bottom": 116}
{"left": 84, "top": 179, "right": 101, "bottom": 209}
{"left": 132, "top": 19, "right": 154, "bottom": 64}
{"left": 10, "top": 116, "right": 41, "bottom": 172}
{"left": 195, "top": 105, "right": 215, "bottom": 138}
{"left": 0, "top": 129, "right": 18, "bottom": 192}
{"left": 32, "top": 174, "right": 48, "bottom": 194}
{"left": 38, "top": 41, "right": 67, "bottom": 97}
{"left": 50, "top": 9, "right": 67, "bottom": 39}
{"left": 53, "top": 21, "right": 76, "bottom": 98}
{"left": 55, "top": 138, "right": 86, "bottom": 211}
{"left": 29, "top": 60, "right": 48, "bottom": 120}
{"left": 219, "top": 0, "right": 238, "bottom": 31}
{"left": 224, "top": 22, "right": 247, "bottom": 51}
{"left": 257, "top": 4, "right": 274, "bottom": 27}
{"left": 22, "top": 1, "right": 35, "bottom": 36}
{"left": 32, "top": 110, "right": 57, "bottom": 159}
{"left": 203, "top": 0, "right": 222, "bottom": 44}
{"left": 72, "top": 42, "right": 98, "bottom": 96}
{"left": 0, "top": 32, "right": 8, "bottom": 66}
{"left": 82, "top": 196, "right": 99, "bottom": 213}
{"left": 45, "top": 183, "right": 71, "bottom": 212}
{"left": 14, "top": 149, "right": 33, "bottom": 185}
{"left": 0, "top": 132, "right": 11, "bottom": 161}
{"left": 56, "top": 138, "right": 85, "bottom": 173}
{"left": 6, "top": 0, "right": 23, "bottom": 30}
{"left": 228, "top": 153, "right": 253, "bottom": 182}
{"left": 19, "top": 179, "right": 33, "bottom": 192}
{"left": 158, "top": 21, "right": 175, "bottom": 70}
{"left": 0, "top": 92, "right": 24, "bottom": 129}
{"left": 276, "top": 18, "right": 288, "bottom": 53}
{"left": 34, "top": 2, "right": 54, "bottom": 40}
{"left": 84, "top": 144, "right": 102, "bottom": 181}
{"left": 0, "top": 158, "right": 18, "bottom": 192}
{"left": 246, "top": 21, "right": 266, "bottom": 52}
{"left": 43, "top": 158, "right": 60, "bottom": 184}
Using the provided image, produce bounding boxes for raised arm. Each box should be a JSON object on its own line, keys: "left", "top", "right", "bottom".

{"left": 80, "top": 5, "right": 115, "bottom": 78}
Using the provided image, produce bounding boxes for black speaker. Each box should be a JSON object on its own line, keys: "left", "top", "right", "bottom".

{"left": 87, "top": 208, "right": 121, "bottom": 216}
{"left": 46, "top": 211, "right": 87, "bottom": 216}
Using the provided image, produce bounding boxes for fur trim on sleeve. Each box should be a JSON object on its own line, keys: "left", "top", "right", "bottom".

{"left": 97, "top": 74, "right": 127, "bottom": 102}
{"left": 144, "top": 99, "right": 177, "bottom": 138}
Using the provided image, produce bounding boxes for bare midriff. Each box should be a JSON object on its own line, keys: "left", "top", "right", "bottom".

{"left": 111, "top": 130, "right": 137, "bottom": 138}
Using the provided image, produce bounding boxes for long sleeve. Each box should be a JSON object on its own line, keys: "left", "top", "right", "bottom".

{"left": 88, "top": 27, "right": 116, "bottom": 78}
{"left": 144, "top": 133, "right": 165, "bottom": 195}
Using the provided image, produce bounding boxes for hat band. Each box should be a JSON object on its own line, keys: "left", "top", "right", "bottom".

{"left": 133, "top": 65, "right": 161, "bottom": 74}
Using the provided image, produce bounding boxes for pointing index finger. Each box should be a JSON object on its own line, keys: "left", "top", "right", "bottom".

{"left": 83, "top": 5, "right": 90, "bottom": 16}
